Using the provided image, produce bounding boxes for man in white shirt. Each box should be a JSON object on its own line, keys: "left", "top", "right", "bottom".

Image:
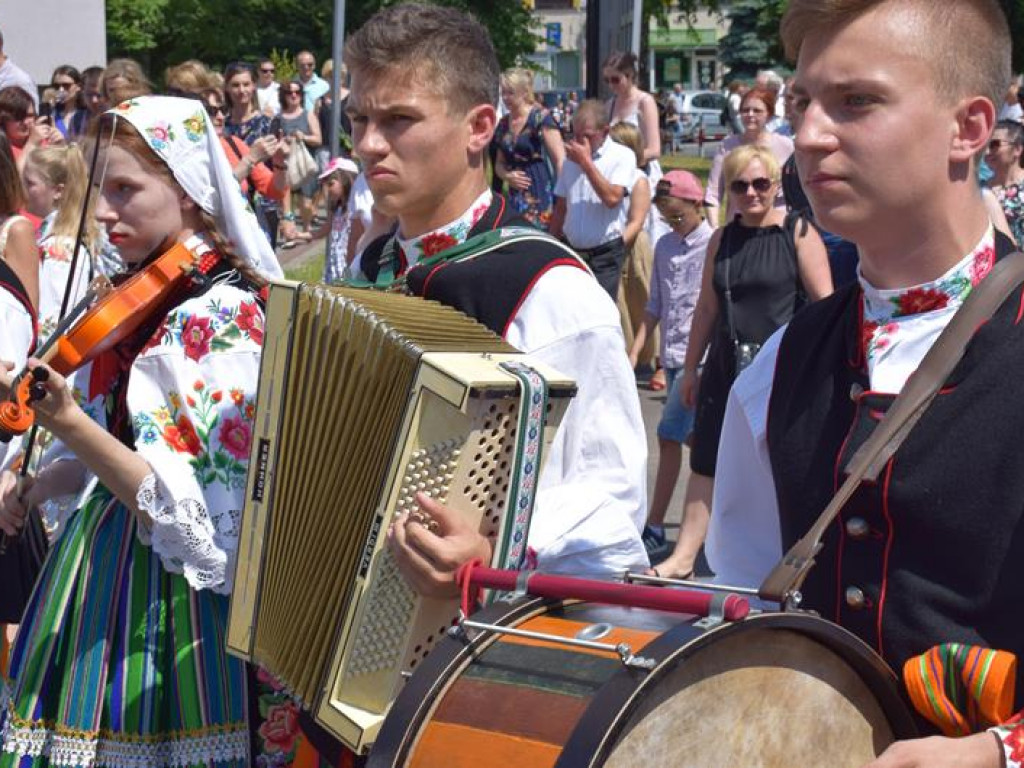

{"left": 708, "top": 1, "right": 1024, "bottom": 766}
{"left": 550, "top": 99, "right": 637, "bottom": 299}
{"left": 256, "top": 57, "right": 280, "bottom": 116}
{"left": 296, "top": 50, "right": 329, "bottom": 113}
{"left": 0, "top": 28, "right": 36, "bottom": 109}
{"left": 347, "top": 4, "right": 648, "bottom": 594}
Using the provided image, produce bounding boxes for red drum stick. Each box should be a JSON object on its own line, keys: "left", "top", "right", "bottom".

{"left": 456, "top": 562, "right": 749, "bottom": 621}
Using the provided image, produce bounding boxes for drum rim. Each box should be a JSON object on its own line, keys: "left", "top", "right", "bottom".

{"left": 367, "top": 595, "right": 553, "bottom": 767}
{"left": 554, "top": 610, "right": 920, "bottom": 768}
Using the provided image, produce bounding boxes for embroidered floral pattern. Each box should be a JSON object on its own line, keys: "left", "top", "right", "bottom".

{"left": 861, "top": 228, "right": 995, "bottom": 366}
{"left": 183, "top": 112, "right": 205, "bottom": 142}
{"left": 399, "top": 189, "right": 492, "bottom": 263}
{"left": 134, "top": 379, "right": 256, "bottom": 490}
{"left": 995, "top": 713, "right": 1024, "bottom": 767}
{"left": 145, "top": 121, "right": 176, "bottom": 152}
{"left": 145, "top": 297, "right": 264, "bottom": 359}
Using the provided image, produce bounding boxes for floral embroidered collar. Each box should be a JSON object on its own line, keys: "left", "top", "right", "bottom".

{"left": 861, "top": 226, "right": 995, "bottom": 364}
{"left": 397, "top": 189, "right": 493, "bottom": 264}
{"left": 862, "top": 227, "right": 995, "bottom": 322}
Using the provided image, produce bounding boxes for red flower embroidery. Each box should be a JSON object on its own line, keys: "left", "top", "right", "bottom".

{"left": 193, "top": 380, "right": 204, "bottom": 391}
{"left": 897, "top": 287, "right": 949, "bottom": 315}
{"left": 219, "top": 415, "right": 251, "bottom": 460}
{"left": 970, "top": 244, "right": 995, "bottom": 286}
{"left": 211, "top": 390, "right": 223, "bottom": 403}
{"left": 163, "top": 415, "right": 202, "bottom": 455}
{"left": 186, "top": 395, "right": 197, "bottom": 407}
{"left": 418, "top": 231, "right": 459, "bottom": 257}
{"left": 244, "top": 403, "right": 256, "bottom": 420}
{"left": 861, "top": 320, "right": 878, "bottom": 356}
{"left": 181, "top": 316, "right": 214, "bottom": 362}
{"left": 236, "top": 301, "right": 264, "bottom": 345}
{"left": 258, "top": 700, "right": 300, "bottom": 755}
{"left": 1005, "top": 719, "right": 1024, "bottom": 762}
{"left": 470, "top": 202, "right": 489, "bottom": 226}
{"left": 230, "top": 388, "right": 245, "bottom": 406}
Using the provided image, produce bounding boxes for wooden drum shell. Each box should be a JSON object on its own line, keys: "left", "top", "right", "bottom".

{"left": 369, "top": 597, "right": 918, "bottom": 768}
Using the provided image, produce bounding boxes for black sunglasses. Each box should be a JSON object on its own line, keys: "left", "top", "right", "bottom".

{"left": 260, "top": 67, "right": 276, "bottom": 74}
{"left": 729, "top": 177, "right": 774, "bottom": 195}
{"left": 205, "top": 104, "right": 227, "bottom": 116}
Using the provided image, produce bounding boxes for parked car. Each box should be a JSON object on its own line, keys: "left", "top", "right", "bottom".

{"left": 676, "top": 90, "right": 730, "bottom": 142}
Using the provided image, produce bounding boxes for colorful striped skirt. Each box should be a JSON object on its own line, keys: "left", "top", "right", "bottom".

{"left": 0, "top": 487, "right": 249, "bottom": 767}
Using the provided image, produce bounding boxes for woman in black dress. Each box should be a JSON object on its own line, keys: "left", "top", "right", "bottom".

{"left": 654, "top": 144, "right": 832, "bottom": 579}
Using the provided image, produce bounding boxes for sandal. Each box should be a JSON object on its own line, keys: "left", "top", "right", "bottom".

{"left": 649, "top": 368, "right": 667, "bottom": 392}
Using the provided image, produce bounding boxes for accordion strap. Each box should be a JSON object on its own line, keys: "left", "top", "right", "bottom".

{"left": 494, "top": 361, "right": 549, "bottom": 572}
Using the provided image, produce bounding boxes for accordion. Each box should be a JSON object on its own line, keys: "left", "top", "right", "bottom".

{"left": 227, "top": 282, "right": 575, "bottom": 753}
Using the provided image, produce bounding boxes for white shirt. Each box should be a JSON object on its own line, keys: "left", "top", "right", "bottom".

{"left": 257, "top": 82, "right": 280, "bottom": 116}
{"left": 0, "top": 57, "right": 37, "bottom": 108}
{"left": 402, "top": 196, "right": 650, "bottom": 575}
{"left": 0, "top": 289, "right": 32, "bottom": 471}
{"left": 705, "top": 233, "right": 995, "bottom": 595}
{"left": 555, "top": 136, "right": 636, "bottom": 249}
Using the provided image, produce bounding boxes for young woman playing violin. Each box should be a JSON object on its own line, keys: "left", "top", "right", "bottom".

{"left": 0, "top": 95, "right": 282, "bottom": 766}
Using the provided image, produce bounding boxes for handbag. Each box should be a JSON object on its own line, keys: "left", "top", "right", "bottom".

{"left": 721, "top": 225, "right": 762, "bottom": 374}
{"left": 286, "top": 137, "right": 318, "bottom": 189}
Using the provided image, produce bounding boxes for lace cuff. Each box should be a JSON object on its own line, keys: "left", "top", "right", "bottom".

{"left": 991, "top": 715, "right": 1024, "bottom": 768}
{"left": 135, "top": 472, "right": 240, "bottom": 595}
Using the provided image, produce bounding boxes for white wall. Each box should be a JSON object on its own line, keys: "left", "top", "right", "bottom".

{"left": 0, "top": 0, "right": 106, "bottom": 88}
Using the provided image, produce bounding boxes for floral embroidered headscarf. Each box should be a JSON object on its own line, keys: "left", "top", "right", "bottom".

{"left": 106, "top": 95, "right": 283, "bottom": 278}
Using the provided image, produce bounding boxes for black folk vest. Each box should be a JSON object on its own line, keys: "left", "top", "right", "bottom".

{"left": 360, "top": 195, "right": 586, "bottom": 338}
{"left": 766, "top": 233, "right": 1024, "bottom": 706}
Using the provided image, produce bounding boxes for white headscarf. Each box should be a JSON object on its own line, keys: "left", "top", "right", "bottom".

{"left": 106, "top": 95, "right": 284, "bottom": 278}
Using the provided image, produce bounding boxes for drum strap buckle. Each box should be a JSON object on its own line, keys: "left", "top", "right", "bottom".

{"left": 455, "top": 616, "right": 657, "bottom": 671}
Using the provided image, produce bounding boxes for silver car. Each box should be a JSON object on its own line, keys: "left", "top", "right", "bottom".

{"left": 676, "top": 90, "right": 730, "bottom": 142}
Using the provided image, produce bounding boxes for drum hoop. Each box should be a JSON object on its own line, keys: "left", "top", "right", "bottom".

{"left": 368, "top": 595, "right": 554, "bottom": 767}
{"left": 555, "top": 611, "right": 920, "bottom": 768}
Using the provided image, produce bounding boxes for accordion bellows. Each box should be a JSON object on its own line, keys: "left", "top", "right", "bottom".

{"left": 227, "top": 282, "right": 575, "bottom": 753}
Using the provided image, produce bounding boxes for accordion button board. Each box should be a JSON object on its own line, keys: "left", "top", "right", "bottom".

{"left": 227, "top": 281, "right": 576, "bottom": 754}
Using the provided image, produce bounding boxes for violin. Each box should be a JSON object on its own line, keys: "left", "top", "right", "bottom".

{"left": 0, "top": 241, "right": 221, "bottom": 441}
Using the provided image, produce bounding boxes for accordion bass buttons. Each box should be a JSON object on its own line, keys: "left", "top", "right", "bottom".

{"left": 844, "top": 517, "right": 870, "bottom": 540}
{"left": 844, "top": 586, "right": 868, "bottom": 610}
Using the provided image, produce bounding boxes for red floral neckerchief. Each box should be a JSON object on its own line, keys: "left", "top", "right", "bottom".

{"left": 861, "top": 227, "right": 995, "bottom": 364}
{"left": 396, "top": 189, "right": 493, "bottom": 266}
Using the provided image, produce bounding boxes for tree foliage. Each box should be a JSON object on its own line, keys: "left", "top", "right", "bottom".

{"left": 716, "top": 0, "right": 787, "bottom": 79}
{"left": 107, "top": 0, "right": 539, "bottom": 84}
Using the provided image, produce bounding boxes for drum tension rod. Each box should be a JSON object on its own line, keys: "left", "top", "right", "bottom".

{"left": 453, "top": 617, "right": 657, "bottom": 670}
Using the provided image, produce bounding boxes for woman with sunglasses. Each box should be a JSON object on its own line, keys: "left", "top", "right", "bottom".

{"left": 603, "top": 52, "right": 661, "bottom": 171}
{"left": 46, "top": 65, "right": 89, "bottom": 140}
{"left": 705, "top": 87, "right": 793, "bottom": 227}
{"left": 203, "top": 87, "right": 288, "bottom": 207}
{"left": 652, "top": 144, "right": 831, "bottom": 581}
{"left": 277, "top": 79, "right": 322, "bottom": 237}
{"left": 984, "top": 120, "right": 1024, "bottom": 245}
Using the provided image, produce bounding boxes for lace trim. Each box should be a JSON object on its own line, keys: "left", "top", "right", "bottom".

{"left": 2, "top": 703, "right": 248, "bottom": 767}
{"left": 135, "top": 473, "right": 239, "bottom": 595}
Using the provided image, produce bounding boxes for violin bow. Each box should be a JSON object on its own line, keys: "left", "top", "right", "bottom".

{"left": 0, "top": 118, "right": 108, "bottom": 554}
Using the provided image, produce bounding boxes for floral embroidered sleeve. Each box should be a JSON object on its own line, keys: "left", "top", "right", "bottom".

{"left": 992, "top": 715, "right": 1024, "bottom": 768}
{"left": 127, "top": 284, "right": 264, "bottom": 594}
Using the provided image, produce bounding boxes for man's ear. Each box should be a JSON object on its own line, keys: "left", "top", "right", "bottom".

{"left": 951, "top": 95, "right": 996, "bottom": 163}
{"left": 466, "top": 103, "right": 497, "bottom": 154}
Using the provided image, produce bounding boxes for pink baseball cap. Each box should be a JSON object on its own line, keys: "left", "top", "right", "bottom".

{"left": 319, "top": 156, "right": 359, "bottom": 180}
{"left": 656, "top": 170, "right": 704, "bottom": 202}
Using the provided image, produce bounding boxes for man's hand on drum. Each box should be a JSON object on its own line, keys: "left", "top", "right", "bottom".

{"left": 862, "top": 732, "right": 1002, "bottom": 768}
{"left": 388, "top": 492, "right": 492, "bottom": 598}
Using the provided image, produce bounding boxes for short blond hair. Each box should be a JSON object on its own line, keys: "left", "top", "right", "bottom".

{"left": 723, "top": 144, "right": 781, "bottom": 188}
{"left": 609, "top": 122, "right": 643, "bottom": 167}
{"left": 501, "top": 68, "right": 534, "bottom": 102}
{"left": 781, "top": 0, "right": 1010, "bottom": 108}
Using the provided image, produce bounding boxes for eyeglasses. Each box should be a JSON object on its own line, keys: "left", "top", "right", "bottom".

{"left": 729, "top": 177, "right": 774, "bottom": 195}
{"left": 52, "top": 81, "right": 75, "bottom": 90}
{"left": 286, "top": 88, "right": 302, "bottom": 95}
{"left": 988, "top": 139, "right": 1016, "bottom": 152}
{"left": 260, "top": 67, "right": 275, "bottom": 74}
{"left": 205, "top": 104, "right": 227, "bottom": 116}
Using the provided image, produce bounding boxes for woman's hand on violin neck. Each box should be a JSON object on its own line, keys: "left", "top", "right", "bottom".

{"left": 21, "top": 359, "right": 87, "bottom": 438}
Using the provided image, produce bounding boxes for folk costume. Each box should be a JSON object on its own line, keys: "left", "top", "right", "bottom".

{"left": 705, "top": 226, "right": 1024, "bottom": 765}
{"left": 0, "top": 95, "right": 280, "bottom": 768}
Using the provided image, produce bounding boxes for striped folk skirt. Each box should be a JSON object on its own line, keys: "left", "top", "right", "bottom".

{"left": 0, "top": 487, "right": 249, "bottom": 767}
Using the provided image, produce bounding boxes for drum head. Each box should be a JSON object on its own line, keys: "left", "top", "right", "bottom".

{"left": 603, "top": 627, "right": 895, "bottom": 767}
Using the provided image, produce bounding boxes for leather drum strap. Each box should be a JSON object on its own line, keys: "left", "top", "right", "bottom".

{"left": 759, "top": 250, "right": 1024, "bottom": 605}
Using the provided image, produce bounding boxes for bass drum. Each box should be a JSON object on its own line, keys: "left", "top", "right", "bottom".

{"left": 368, "top": 597, "right": 917, "bottom": 768}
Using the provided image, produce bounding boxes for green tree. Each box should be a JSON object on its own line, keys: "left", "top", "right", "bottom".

{"left": 716, "top": 0, "right": 787, "bottom": 80}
